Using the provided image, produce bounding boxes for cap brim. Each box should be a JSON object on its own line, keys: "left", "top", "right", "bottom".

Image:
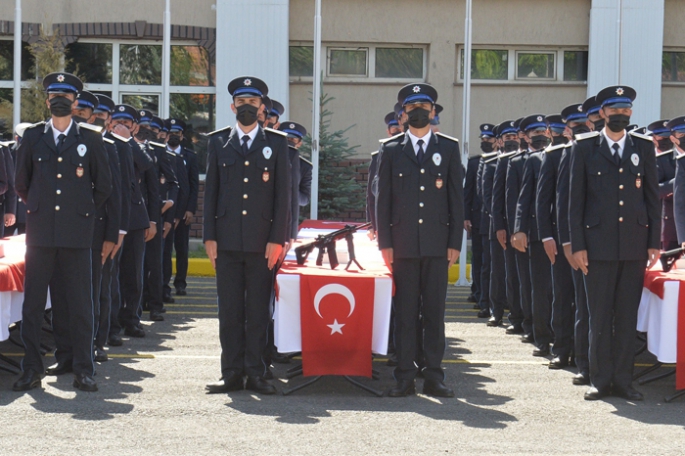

{"left": 605, "top": 102, "right": 632, "bottom": 108}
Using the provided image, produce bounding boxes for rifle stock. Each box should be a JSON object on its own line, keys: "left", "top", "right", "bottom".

{"left": 660, "top": 247, "right": 685, "bottom": 272}
{"left": 293, "top": 222, "right": 371, "bottom": 269}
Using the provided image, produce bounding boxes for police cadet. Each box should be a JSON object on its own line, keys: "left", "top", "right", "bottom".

{"left": 278, "top": 121, "right": 307, "bottom": 241}
{"left": 160, "top": 119, "right": 197, "bottom": 299}
{"left": 71, "top": 90, "right": 122, "bottom": 363}
{"left": 669, "top": 117, "right": 685, "bottom": 247}
{"left": 430, "top": 104, "right": 443, "bottom": 134}
{"left": 536, "top": 106, "right": 581, "bottom": 370}
{"left": 570, "top": 86, "right": 660, "bottom": 401}
{"left": 377, "top": 83, "right": 463, "bottom": 398}
{"left": 111, "top": 105, "right": 155, "bottom": 340}
{"left": 204, "top": 77, "right": 291, "bottom": 395}
{"left": 512, "top": 114, "right": 554, "bottom": 356}
{"left": 648, "top": 119, "right": 678, "bottom": 251}
{"left": 489, "top": 121, "right": 522, "bottom": 328}
{"left": 367, "top": 112, "right": 403, "bottom": 240}
{"left": 265, "top": 99, "right": 285, "bottom": 129}
{"left": 480, "top": 124, "right": 500, "bottom": 319}
{"left": 7, "top": 123, "right": 32, "bottom": 235}
{"left": 472, "top": 124, "right": 497, "bottom": 311}
{"left": 0, "top": 137, "right": 14, "bottom": 237}
{"left": 13, "top": 73, "right": 112, "bottom": 392}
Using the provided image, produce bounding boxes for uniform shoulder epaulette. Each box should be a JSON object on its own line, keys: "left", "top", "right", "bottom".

{"left": 77, "top": 122, "right": 103, "bottom": 134}
{"left": 25, "top": 121, "right": 46, "bottom": 134}
{"left": 545, "top": 143, "right": 568, "bottom": 153}
{"left": 656, "top": 149, "right": 674, "bottom": 158}
{"left": 379, "top": 132, "right": 404, "bottom": 144}
{"left": 629, "top": 130, "right": 653, "bottom": 142}
{"left": 484, "top": 155, "right": 499, "bottom": 164}
{"left": 110, "top": 133, "right": 129, "bottom": 143}
{"left": 103, "top": 137, "right": 114, "bottom": 145}
{"left": 264, "top": 127, "right": 287, "bottom": 137}
{"left": 165, "top": 149, "right": 177, "bottom": 157}
{"left": 435, "top": 132, "right": 459, "bottom": 143}
{"left": 676, "top": 152, "right": 685, "bottom": 160}
{"left": 481, "top": 151, "right": 498, "bottom": 159}
{"left": 148, "top": 141, "right": 166, "bottom": 149}
{"left": 205, "top": 125, "right": 232, "bottom": 136}
{"left": 371, "top": 150, "right": 379, "bottom": 157}
{"left": 500, "top": 150, "right": 520, "bottom": 159}
{"left": 0, "top": 140, "right": 15, "bottom": 147}
{"left": 299, "top": 156, "right": 312, "bottom": 166}
{"left": 574, "top": 131, "right": 600, "bottom": 141}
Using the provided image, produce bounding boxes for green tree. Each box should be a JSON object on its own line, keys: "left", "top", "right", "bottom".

{"left": 299, "top": 93, "right": 364, "bottom": 220}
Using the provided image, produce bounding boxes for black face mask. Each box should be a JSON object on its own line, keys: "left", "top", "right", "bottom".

{"left": 49, "top": 96, "right": 73, "bottom": 118}
{"left": 519, "top": 138, "right": 528, "bottom": 150}
{"left": 407, "top": 108, "right": 431, "bottom": 129}
{"left": 552, "top": 135, "right": 567, "bottom": 146}
{"left": 657, "top": 138, "right": 673, "bottom": 151}
{"left": 503, "top": 140, "right": 519, "bottom": 152}
{"left": 135, "top": 127, "right": 155, "bottom": 142}
{"left": 167, "top": 134, "right": 181, "bottom": 148}
{"left": 92, "top": 117, "right": 106, "bottom": 128}
{"left": 530, "top": 135, "right": 549, "bottom": 151}
{"left": 72, "top": 115, "right": 87, "bottom": 124}
{"left": 606, "top": 114, "right": 631, "bottom": 133}
{"left": 592, "top": 119, "right": 605, "bottom": 131}
{"left": 236, "top": 104, "right": 259, "bottom": 126}
{"left": 480, "top": 141, "right": 494, "bottom": 153}
{"left": 287, "top": 139, "right": 299, "bottom": 149}
{"left": 571, "top": 124, "right": 590, "bottom": 136}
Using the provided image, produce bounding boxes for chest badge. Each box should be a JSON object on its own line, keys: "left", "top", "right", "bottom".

{"left": 76, "top": 166, "right": 84, "bottom": 178}
{"left": 263, "top": 167, "right": 270, "bottom": 183}
{"left": 636, "top": 177, "right": 642, "bottom": 189}
{"left": 436, "top": 178, "right": 444, "bottom": 189}
{"left": 432, "top": 153, "right": 442, "bottom": 166}
{"left": 631, "top": 153, "right": 639, "bottom": 166}
{"left": 263, "top": 147, "right": 272, "bottom": 160}
{"left": 77, "top": 144, "right": 87, "bottom": 157}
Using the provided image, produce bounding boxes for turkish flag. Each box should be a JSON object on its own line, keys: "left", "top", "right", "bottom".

{"left": 300, "top": 275, "right": 375, "bottom": 377}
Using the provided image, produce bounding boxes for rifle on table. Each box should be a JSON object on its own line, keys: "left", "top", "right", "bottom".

{"left": 660, "top": 247, "right": 685, "bottom": 272}
{"left": 295, "top": 222, "right": 372, "bottom": 270}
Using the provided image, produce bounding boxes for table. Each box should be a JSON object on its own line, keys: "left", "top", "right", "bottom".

{"left": 274, "top": 221, "right": 393, "bottom": 383}
{"left": 639, "top": 265, "right": 685, "bottom": 392}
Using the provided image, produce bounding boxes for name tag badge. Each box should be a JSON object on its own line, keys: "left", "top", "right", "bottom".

{"left": 636, "top": 177, "right": 642, "bottom": 189}
{"left": 263, "top": 147, "right": 272, "bottom": 160}
{"left": 77, "top": 144, "right": 87, "bottom": 157}
{"left": 432, "top": 153, "right": 442, "bottom": 166}
{"left": 631, "top": 153, "right": 639, "bottom": 166}
{"left": 76, "top": 166, "right": 84, "bottom": 178}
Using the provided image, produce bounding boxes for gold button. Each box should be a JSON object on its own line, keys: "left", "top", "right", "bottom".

{"left": 243, "top": 194, "right": 248, "bottom": 199}
{"left": 619, "top": 217, "right": 623, "bottom": 222}
{"left": 420, "top": 186, "right": 425, "bottom": 191}
{"left": 419, "top": 219, "right": 423, "bottom": 224}
{"left": 399, "top": 173, "right": 403, "bottom": 177}
{"left": 56, "top": 190, "right": 61, "bottom": 195}
{"left": 597, "top": 171, "right": 601, "bottom": 175}
{"left": 244, "top": 178, "right": 249, "bottom": 183}
{"left": 55, "top": 206, "right": 60, "bottom": 211}
{"left": 619, "top": 200, "right": 624, "bottom": 206}
{"left": 421, "top": 169, "right": 425, "bottom": 174}
{"left": 242, "top": 210, "right": 247, "bottom": 215}
{"left": 419, "top": 203, "right": 424, "bottom": 207}
{"left": 57, "top": 174, "right": 62, "bottom": 178}
{"left": 244, "top": 161, "right": 249, "bottom": 166}
{"left": 666, "top": 216, "right": 669, "bottom": 220}
{"left": 619, "top": 168, "right": 623, "bottom": 173}
{"left": 58, "top": 157, "right": 63, "bottom": 162}
{"left": 619, "top": 185, "right": 624, "bottom": 190}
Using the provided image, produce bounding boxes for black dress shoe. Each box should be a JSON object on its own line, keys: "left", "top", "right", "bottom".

{"left": 472, "top": 304, "right": 481, "bottom": 310}
{"left": 572, "top": 372, "right": 590, "bottom": 385}
{"left": 175, "top": 287, "right": 187, "bottom": 296}
{"left": 107, "top": 334, "right": 123, "bottom": 346}
{"left": 95, "top": 347, "right": 108, "bottom": 363}
{"left": 150, "top": 310, "right": 165, "bottom": 322}
{"left": 584, "top": 386, "right": 610, "bottom": 401}
{"left": 520, "top": 333, "right": 534, "bottom": 344}
{"left": 263, "top": 367, "right": 274, "bottom": 380}
{"left": 612, "top": 385, "right": 644, "bottom": 401}
{"left": 388, "top": 379, "right": 415, "bottom": 397}
{"left": 548, "top": 356, "right": 569, "bottom": 369}
{"left": 423, "top": 380, "right": 455, "bottom": 398}
{"left": 162, "top": 294, "right": 175, "bottom": 304}
{"left": 386, "top": 353, "right": 398, "bottom": 367}
{"left": 477, "top": 309, "right": 490, "bottom": 318}
{"left": 206, "top": 372, "right": 244, "bottom": 394}
{"left": 125, "top": 326, "right": 145, "bottom": 338}
{"left": 46, "top": 361, "right": 73, "bottom": 376}
{"left": 73, "top": 373, "right": 98, "bottom": 392}
{"left": 245, "top": 376, "right": 277, "bottom": 395}
{"left": 506, "top": 324, "right": 524, "bottom": 335}
{"left": 532, "top": 345, "right": 550, "bottom": 357}
{"left": 271, "top": 351, "right": 291, "bottom": 364}
{"left": 160, "top": 306, "right": 167, "bottom": 313}
{"left": 12, "top": 369, "right": 43, "bottom": 392}
{"left": 467, "top": 294, "right": 477, "bottom": 303}
{"left": 486, "top": 317, "right": 502, "bottom": 327}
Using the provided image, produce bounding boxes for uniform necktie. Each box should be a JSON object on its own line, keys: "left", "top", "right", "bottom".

{"left": 241, "top": 135, "right": 250, "bottom": 156}
{"left": 56, "top": 133, "right": 66, "bottom": 154}
{"left": 417, "top": 139, "right": 425, "bottom": 163}
{"left": 612, "top": 143, "right": 621, "bottom": 166}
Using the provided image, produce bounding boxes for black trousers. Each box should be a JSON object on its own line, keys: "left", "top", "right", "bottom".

{"left": 392, "top": 256, "right": 448, "bottom": 382}
{"left": 572, "top": 267, "right": 589, "bottom": 374}
{"left": 515, "top": 249, "right": 533, "bottom": 335}
{"left": 173, "top": 221, "right": 191, "bottom": 291}
{"left": 529, "top": 241, "right": 553, "bottom": 348}
{"left": 478, "top": 235, "right": 491, "bottom": 311}
{"left": 583, "top": 260, "right": 644, "bottom": 391}
{"left": 119, "top": 229, "right": 146, "bottom": 329}
{"left": 144, "top": 218, "right": 164, "bottom": 312}
{"left": 550, "top": 244, "right": 574, "bottom": 358}
{"left": 21, "top": 246, "right": 94, "bottom": 376}
{"left": 470, "top": 231, "right": 483, "bottom": 302}
{"left": 162, "top": 224, "right": 175, "bottom": 297}
{"left": 95, "top": 254, "right": 114, "bottom": 348}
{"left": 489, "top": 239, "right": 507, "bottom": 320}
{"left": 504, "top": 242, "right": 522, "bottom": 326}
{"left": 108, "top": 244, "right": 124, "bottom": 337}
{"left": 216, "top": 250, "right": 274, "bottom": 378}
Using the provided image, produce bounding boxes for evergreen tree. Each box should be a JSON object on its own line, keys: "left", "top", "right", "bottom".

{"left": 299, "top": 93, "right": 364, "bottom": 220}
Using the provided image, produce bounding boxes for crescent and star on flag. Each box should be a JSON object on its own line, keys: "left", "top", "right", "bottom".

{"left": 313, "top": 283, "right": 356, "bottom": 335}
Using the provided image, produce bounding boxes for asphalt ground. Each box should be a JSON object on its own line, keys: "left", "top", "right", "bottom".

{"left": 0, "top": 277, "right": 683, "bottom": 455}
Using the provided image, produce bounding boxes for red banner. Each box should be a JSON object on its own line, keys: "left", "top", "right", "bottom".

{"left": 300, "top": 275, "right": 374, "bottom": 377}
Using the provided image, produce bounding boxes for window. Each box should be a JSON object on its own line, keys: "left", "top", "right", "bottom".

{"left": 663, "top": 51, "right": 685, "bottom": 82}
{"left": 375, "top": 48, "right": 423, "bottom": 79}
{"left": 460, "top": 49, "right": 508, "bottom": 80}
{"left": 171, "top": 45, "right": 215, "bottom": 87}
{"left": 289, "top": 46, "right": 314, "bottom": 77}
{"left": 0, "top": 39, "right": 37, "bottom": 81}
{"left": 516, "top": 52, "right": 555, "bottom": 80}
{"left": 328, "top": 48, "right": 368, "bottom": 76}
{"left": 66, "top": 43, "right": 112, "bottom": 83}
{"left": 563, "top": 51, "right": 588, "bottom": 81}
{"left": 119, "top": 44, "right": 162, "bottom": 85}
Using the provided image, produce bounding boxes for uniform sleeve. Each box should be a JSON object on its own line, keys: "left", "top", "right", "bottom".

{"left": 505, "top": 160, "right": 519, "bottom": 235}
{"left": 376, "top": 144, "right": 393, "bottom": 250}
{"left": 91, "top": 136, "right": 113, "bottom": 209}
{"left": 447, "top": 143, "right": 465, "bottom": 250}
{"left": 290, "top": 149, "right": 301, "bottom": 239}
{"left": 674, "top": 158, "right": 685, "bottom": 244}
{"left": 186, "top": 153, "right": 200, "bottom": 214}
{"left": 104, "top": 144, "right": 122, "bottom": 243}
{"left": 130, "top": 140, "right": 154, "bottom": 172}
{"left": 203, "top": 136, "right": 219, "bottom": 243}
{"left": 463, "top": 158, "right": 476, "bottom": 222}
{"left": 514, "top": 157, "right": 534, "bottom": 235}
{"left": 556, "top": 148, "right": 572, "bottom": 245}
{"left": 144, "top": 166, "right": 160, "bottom": 222}
{"left": 299, "top": 162, "right": 312, "bottom": 206}
{"left": 366, "top": 154, "right": 378, "bottom": 226}
{"left": 535, "top": 152, "right": 555, "bottom": 241}
{"left": 14, "top": 136, "right": 32, "bottom": 204}
{"left": 569, "top": 143, "right": 588, "bottom": 253}
{"left": 491, "top": 160, "right": 506, "bottom": 232}
{"left": 115, "top": 140, "right": 132, "bottom": 232}
{"left": 3, "top": 148, "right": 16, "bottom": 215}
{"left": 268, "top": 136, "right": 292, "bottom": 246}
{"left": 643, "top": 143, "right": 662, "bottom": 250}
